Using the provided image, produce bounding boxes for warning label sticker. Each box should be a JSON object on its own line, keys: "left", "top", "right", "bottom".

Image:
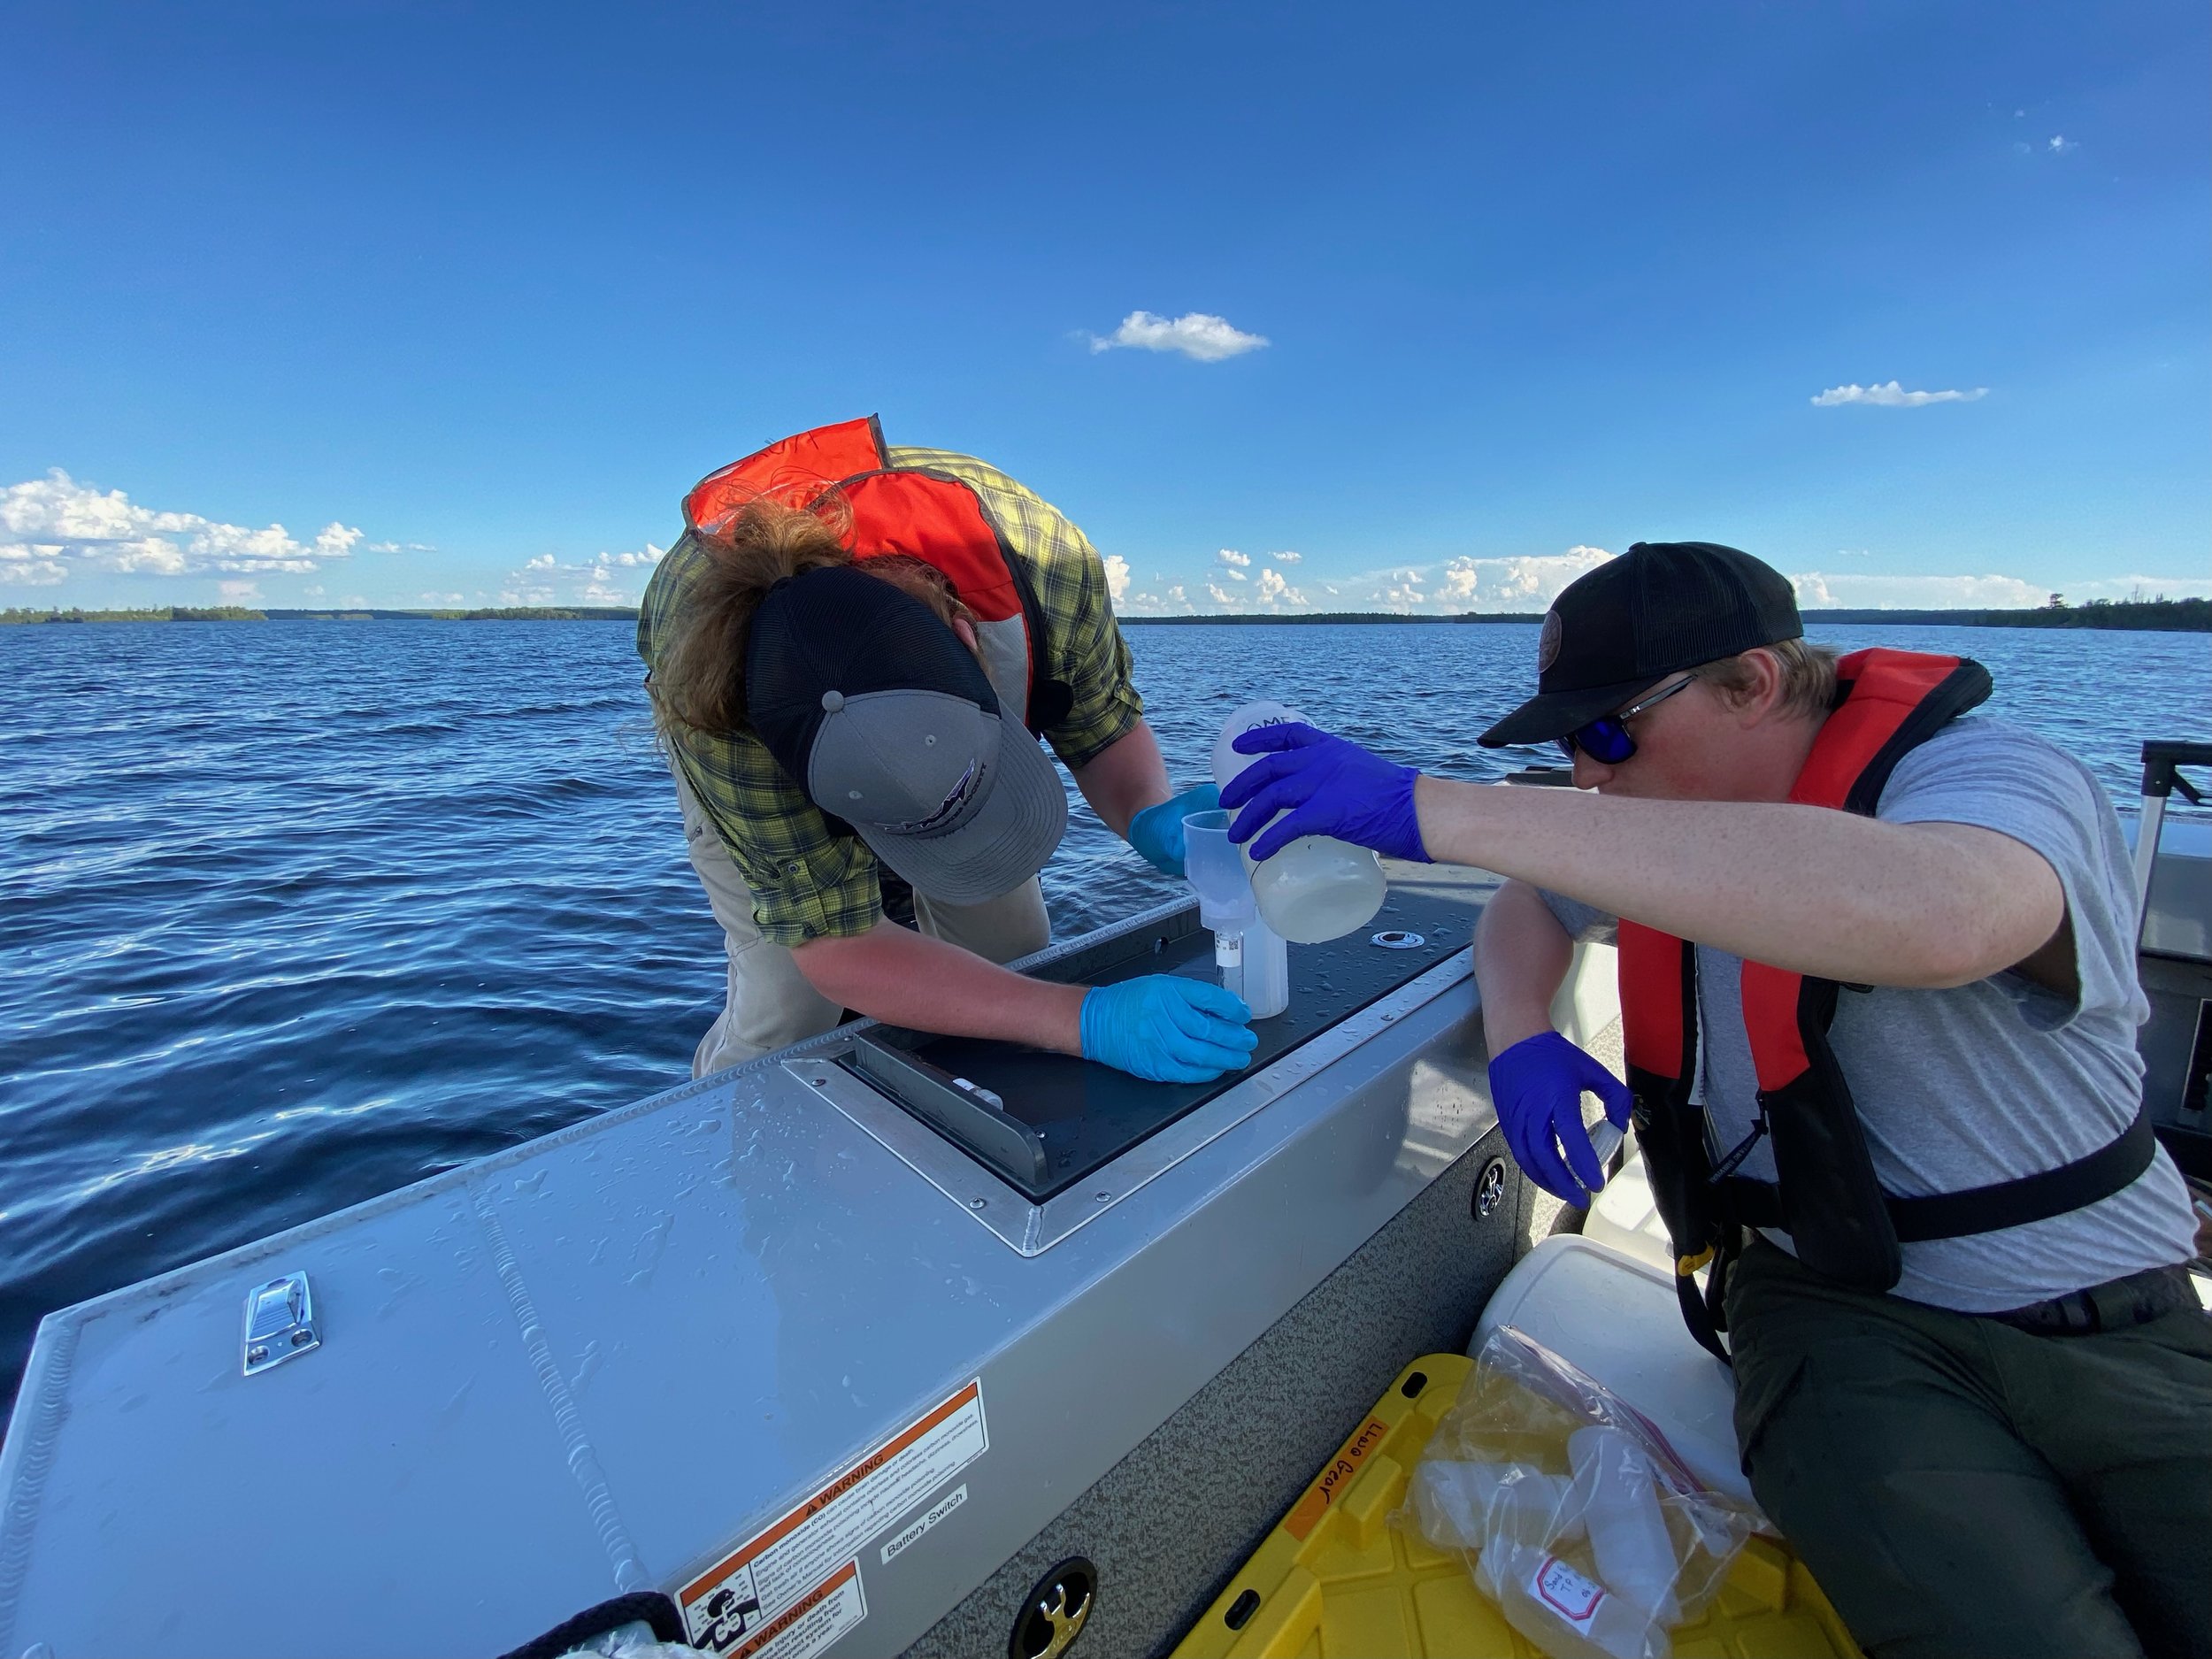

{"left": 680, "top": 1379, "right": 988, "bottom": 1654}
{"left": 718, "top": 1560, "right": 865, "bottom": 1659}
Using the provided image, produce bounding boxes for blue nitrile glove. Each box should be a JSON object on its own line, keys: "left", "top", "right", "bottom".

{"left": 1079, "top": 975, "right": 1258, "bottom": 1083}
{"left": 1125, "top": 782, "right": 1221, "bottom": 878}
{"left": 1486, "top": 1032, "right": 1634, "bottom": 1202}
{"left": 1220, "top": 723, "right": 1430, "bottom": 863}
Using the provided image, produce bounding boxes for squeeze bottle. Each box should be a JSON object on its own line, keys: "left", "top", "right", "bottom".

{"left": 1211, "top": 702, "right": 1387, "bottom": 944}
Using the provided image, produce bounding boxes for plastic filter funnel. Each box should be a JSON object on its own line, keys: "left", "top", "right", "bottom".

{"left": 1184, "top": 810, "right": 1288, "bottom": 1018}
{"left": 1212, "top": 702, "right": 1388, "bottom": 945}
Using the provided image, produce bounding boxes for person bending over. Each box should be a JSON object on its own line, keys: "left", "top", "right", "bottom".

{"left": 1218, "top": 541, "right": 2206, "bottom": 1657}
{"left": 639, "top": 417, "right": 1244, "bottom": 1084}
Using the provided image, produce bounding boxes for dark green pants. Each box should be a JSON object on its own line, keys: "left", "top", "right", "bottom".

{"left": 1725, "top": 1239, "right": 2212, "bottom": 1659}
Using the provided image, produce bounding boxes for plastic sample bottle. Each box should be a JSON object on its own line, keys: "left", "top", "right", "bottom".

{"left": 1566, "top": 1425, "right": 1682, "bottom": 1626}
{"left": 1476, "top": 1539, "right": 1668, "bottom": 1659}
{"left": 1182, "top": 809, "right": 1289, "bottom": 1018}
{"left": 1210, "top": 702, "right": 1388, "bottom": 945}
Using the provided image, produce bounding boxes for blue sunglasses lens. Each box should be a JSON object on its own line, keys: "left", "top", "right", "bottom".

{"left": 1559, "top": 718, "right": 1635, "bottom": 764}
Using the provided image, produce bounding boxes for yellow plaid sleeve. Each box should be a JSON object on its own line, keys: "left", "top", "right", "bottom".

{"left": 640, "top": 534, "right": 885, "bottom": 945}
{"left": 887, "top": 448, "right": 1144, "bottom": 768}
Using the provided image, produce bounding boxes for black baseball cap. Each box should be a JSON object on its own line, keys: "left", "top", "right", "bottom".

{"left": 746, "top": 565, "right": 1067, "bottom": 902}
{"left": 1478, "top": 542, "right": 1802, "bottom": 748}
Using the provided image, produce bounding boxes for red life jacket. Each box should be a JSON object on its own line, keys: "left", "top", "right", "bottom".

{"left": 682, "top": 417, "right": 1072, "bottom": 733}
{"left": 1617, "top": 649, "right": 2154, "bottom": 1356}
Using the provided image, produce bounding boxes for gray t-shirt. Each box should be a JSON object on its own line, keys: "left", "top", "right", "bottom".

{"left": 1542, "top": 714, "right": 2197, "bottom": 1313}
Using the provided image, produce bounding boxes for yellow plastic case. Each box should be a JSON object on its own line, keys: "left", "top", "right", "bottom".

{"left": 1171, "top": 1354, "right": 1862, "bottom": 1659}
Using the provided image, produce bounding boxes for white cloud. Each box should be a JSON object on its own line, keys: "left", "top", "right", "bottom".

{"left": 1271, "top": 549, "right": 1302, "bottom": 565}
{"left": 1253, "top": 566, "right": 1308, "bottom": 610}
{"left": 1204, "top": 581, "right": 1237, "bottom": 606}
{"left": 0, "top": 470, "right": 378, "bottom": 581}
{"left": 1089, "top": 311, "right": 1270, "bottom": 362}
{"left": 1224, "top": 566, "right": 1247, "bottom": 581}
{"left": 2048, "top": 135, "right": 2077, "bottom": 154}
{"left": 1811, "top": 380, "right": 1987, "bottom": 408}
{"left": 1216, "top": 548, "right": 1250, "bottom": 568}
{"left": 1102, "top": 554, "right": 1131, "bottom": 603}
{"left": 1363, "top": 545, "right": 1614, "bottom": 611}
{"left": 498, "top": 543, "right": 666, "bottom": 607}
{"left": 1793, "top": 569, "right": 2209, "bottom": 609}
{"left": 217, "top": 580, "right": 262, "bottom": 602}
{"left": 0, "top": 550, "right": 68, "bottom": 586}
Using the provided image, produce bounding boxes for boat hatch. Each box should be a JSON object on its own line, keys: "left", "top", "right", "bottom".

{"left": 784, "top": 887, "right": 1477, "bottom": 1249}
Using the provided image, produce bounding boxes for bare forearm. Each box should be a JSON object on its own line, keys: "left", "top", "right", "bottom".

{"left": 1071, "top": 721, "right": 1173, "bottom": 836}
{"left": 1415, "top": 777, "right": 2060, "bottom": 988}
{"left": 1475, "top": 880, "right": 1576, "bottom": 1052}
{"left": 795, "top": 926, "right": 1087, "bottom": 1052}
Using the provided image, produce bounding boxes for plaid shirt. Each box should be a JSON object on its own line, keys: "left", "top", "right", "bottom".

{"left": 638, "top": 446, "right": 1144, "bottom": 945}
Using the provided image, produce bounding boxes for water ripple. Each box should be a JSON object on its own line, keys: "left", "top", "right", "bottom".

{"left": 0, "top": 618, "right": 2203, "bottom": 1412}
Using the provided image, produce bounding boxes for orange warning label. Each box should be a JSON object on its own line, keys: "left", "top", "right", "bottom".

{"left": 728, "top": 1560, "right": 864, "bottom": 1659}
{"left": 1284, "top": 1416, "right": 1391, "bottom": 1541}
{"left": 680, "top": 1379, "right": 987, "bottom": 1653}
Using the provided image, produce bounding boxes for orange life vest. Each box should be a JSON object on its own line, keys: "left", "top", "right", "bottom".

{"left": 1618, "top": 649, "right": 2154, "bottom": 1356}
{"left": 682, "top": 417, "right": 1072, "bottom": 733}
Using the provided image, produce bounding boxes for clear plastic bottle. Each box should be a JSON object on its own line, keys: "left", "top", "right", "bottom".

{"left": 1182, "top": 809, "right": 1289, "bottom": 1018}
{"left": 1211, "top": 702, "right": 1387, "bottom": 945}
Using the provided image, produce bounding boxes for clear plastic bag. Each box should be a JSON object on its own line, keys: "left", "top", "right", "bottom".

{"left": 1396, "top": 1325, "right": 1762, "bottom": 1659}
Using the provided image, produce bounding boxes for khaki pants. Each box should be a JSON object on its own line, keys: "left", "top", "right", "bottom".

{"left": 673, "top": 765, "right": 1050, "bottom": 1077}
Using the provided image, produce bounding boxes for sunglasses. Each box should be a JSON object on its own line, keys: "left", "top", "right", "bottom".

{"left": 1556, "top": 673, "right": 1697, "bottom": 764}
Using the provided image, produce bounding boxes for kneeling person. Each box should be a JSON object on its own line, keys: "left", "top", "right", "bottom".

{"left": 641, "top": 418, "right": 1245, "bottom": 1085}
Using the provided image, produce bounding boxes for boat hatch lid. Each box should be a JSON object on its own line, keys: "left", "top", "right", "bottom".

{"left": 847, "top": 887, "right": 1473, "bottom": 1202}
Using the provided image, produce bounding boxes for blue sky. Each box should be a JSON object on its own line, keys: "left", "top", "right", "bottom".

{"left": 2, "top": 2, "right": 2205, "bottom": 613}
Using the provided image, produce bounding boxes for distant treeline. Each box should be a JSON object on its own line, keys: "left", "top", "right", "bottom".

{"left": 1125, "top": 597, "right": 2210, "bottom": 633}
{"left": 2, "top": 605, "right": 268, "bottom": 624}
{"left": 1125, "top": 611, "right": 1538, "bottom": 626}
{"left": 1, "top": 605, "right": 639, "bottom": 624}
{"left": 8, "top": 596, "right": 2204, "bottom": 631}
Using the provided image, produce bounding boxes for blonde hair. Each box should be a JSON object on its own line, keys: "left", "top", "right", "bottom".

{"left": 1696, "top": 638, "right": 1840, "bottom": 723}
{"left": 652, "top": 495, "right": 970, "bottom": 740}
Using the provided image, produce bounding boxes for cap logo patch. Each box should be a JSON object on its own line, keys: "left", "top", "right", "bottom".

{"left": 1538, "top": 610, "right": 1563, "bottom": 674}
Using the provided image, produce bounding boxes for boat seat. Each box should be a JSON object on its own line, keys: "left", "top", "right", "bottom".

{"left": 1582, "top": 1143, "right": 1675, "bottom": 1271}
{"left": 1473, "top": 1233, "right": 1758, "bottom": 1511}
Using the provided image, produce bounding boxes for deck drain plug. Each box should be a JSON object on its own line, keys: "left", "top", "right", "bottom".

{"left": 1370, "top": 929, "right": 1424, "bottom": 949}
{"left": 1010, "top": 1556, "right": 1095, "bottom": 1658}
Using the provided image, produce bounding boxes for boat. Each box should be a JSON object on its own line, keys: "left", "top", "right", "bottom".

{"left": 0, "top": 744, "right": 2203, "bottom": 1659}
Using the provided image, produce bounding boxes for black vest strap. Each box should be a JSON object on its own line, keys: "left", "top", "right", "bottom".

{"left": 1713, "top": 1104, "right": 2154, "bottom": 1244}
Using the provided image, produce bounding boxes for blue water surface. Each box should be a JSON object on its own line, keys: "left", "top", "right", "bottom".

{"left": 0, "top": 618, "right": 2205, "bottom": 1410}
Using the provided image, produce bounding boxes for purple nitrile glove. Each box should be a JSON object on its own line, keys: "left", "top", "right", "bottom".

{"left": 1486, "top": 1031, "right": 1633, "bottom": 1202}
{"left": 1219, "top": 723, "right": 1430, "bottom": 863}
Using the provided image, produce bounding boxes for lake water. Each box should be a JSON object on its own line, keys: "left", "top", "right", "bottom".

{"left": 1, "top": 618, "right": 2206, "bottom": 1410}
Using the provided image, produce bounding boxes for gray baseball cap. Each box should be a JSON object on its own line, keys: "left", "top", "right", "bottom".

{"left": 746, "top": 565, "right": 1067, "bottom": 905}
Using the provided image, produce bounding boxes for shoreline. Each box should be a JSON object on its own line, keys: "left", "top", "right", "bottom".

{"left": 5, "top": 600, "right": 2207, "bottom": 633}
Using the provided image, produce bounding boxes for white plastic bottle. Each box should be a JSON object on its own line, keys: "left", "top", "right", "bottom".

{"left": 1566, "top": 1426, "right": 1682, "bottom": 1626}
{"left": 1181, "top": 808, "right": 1290, "bottom": 1019}
{"left": 1211, "top": 702, "right": 1388, "bottom": 945}
{"left": 1476, "top": 1538, "right": 1668, "bottom": 1659}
